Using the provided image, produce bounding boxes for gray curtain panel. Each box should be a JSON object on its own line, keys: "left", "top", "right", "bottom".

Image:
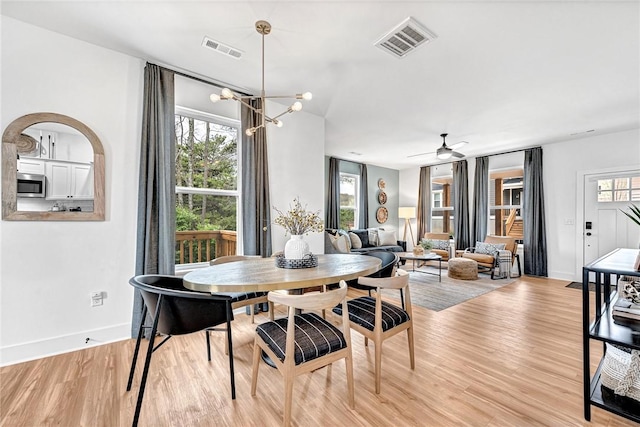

{"left": 523, "top": 147, "right": 548, "bottom": 276}
{"left": 132, "top": 63, "right": 176, "bottom": 337}
{"left": 326, "top": 157, "right": 340, "bottom": 229}
{"left": 241, "top": 98, "right": 272, "bottom": 257}
{"left": 416, "top": 166, "right": 431, "bottom": 240}
{"left": 453, "top": 160, "right": 471, "bottom": 250}
{"left": 472, "top": 156, "right": 489, "bottom": 243}
{"left": 359, "top": 163, "right": 369, "bottom": 229}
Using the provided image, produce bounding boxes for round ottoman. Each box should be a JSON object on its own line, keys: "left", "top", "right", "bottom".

{"left": 448, "top": 257, "right": 478, "bottom": 280}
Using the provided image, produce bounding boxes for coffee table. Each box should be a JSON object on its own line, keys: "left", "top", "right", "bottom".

{"left": 398, "top": 252, "right": 443, "bottom": 282}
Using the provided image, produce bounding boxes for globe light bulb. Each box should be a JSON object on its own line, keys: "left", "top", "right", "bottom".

{"left": 221, "top": 88, "right": 233, "bottom": 99}
{"left": 209, "top": 93, "right": 221, "bottom": 103}
{"left": 291, "top": 101, "right": 303, "bottom": 112}
{"left": 276, "top": 120, "right": 283, "bottom": 128}
{"left": 302, "top": 92, "right": 313, "bottom": 100}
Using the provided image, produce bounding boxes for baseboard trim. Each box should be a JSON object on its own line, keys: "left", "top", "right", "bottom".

{"left": 0, "top": 323, "right": 130, "bottom": 367}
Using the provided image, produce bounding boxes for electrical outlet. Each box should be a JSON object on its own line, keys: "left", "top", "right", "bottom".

{"left": 90, "top": 291, "right": 103, "bottom": 307}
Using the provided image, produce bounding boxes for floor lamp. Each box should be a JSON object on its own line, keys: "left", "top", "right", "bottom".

{"left": 398, "top": 207, "right": 416, "bottom": 246}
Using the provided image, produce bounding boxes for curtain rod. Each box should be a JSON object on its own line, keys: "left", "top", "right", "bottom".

{"left": 425, "top": 146, "right": 542, "bottom": 168}
{"left": 151, "top": 62, "right": 253, "bottom": 97}
{"left": 484, "top": 145, "right": 541, "bottom": 158}
{"left": 330, "top": 156, "right": 364, "bottom": 166}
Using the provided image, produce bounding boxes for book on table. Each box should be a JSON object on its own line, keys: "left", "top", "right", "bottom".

{"left": 612, "top": 297, "right": 640, "bottom": 324}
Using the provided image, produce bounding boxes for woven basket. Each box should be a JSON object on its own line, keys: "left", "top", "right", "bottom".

{"left": 275, "top": 253, "right": 318, "bottom": 269}
{"left": 601, "top": 343, "right": 640, "bottom": 411}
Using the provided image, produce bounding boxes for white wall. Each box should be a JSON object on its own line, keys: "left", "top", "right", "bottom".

{"left": 1, "top": 17, "right": 143, "bottom": 364}
{"left": 0, "top": 17, "right": 326, "bottom": 365}
{"left": 267, "top": 99, "right": 325, "bottom": 255}
{"left": 544, "top": 128, "right": 640, "bottom": 280}
{"left": 399, "top": 128, "right": 640, "bottom": 281}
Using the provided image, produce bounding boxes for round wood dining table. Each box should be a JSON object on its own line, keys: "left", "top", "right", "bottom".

{"left": 183, "top": 253, "right": 381, "bottom": 293}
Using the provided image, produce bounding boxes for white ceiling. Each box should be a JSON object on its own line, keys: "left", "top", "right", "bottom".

{"left": 2, "top": 1, "right": 639, "bottom": 170}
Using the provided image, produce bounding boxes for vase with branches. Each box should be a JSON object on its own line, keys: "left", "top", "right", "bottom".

{"left": 273, "top": 197, "right": 324, "bottom": 259}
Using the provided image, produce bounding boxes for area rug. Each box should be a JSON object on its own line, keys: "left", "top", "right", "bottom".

{"left": 391, "top": 265, "right": 518, "bottom": 312}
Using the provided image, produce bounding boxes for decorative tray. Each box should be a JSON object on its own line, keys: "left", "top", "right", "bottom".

{"left": 275, "top": 253, "right": 318, "bottom": 269}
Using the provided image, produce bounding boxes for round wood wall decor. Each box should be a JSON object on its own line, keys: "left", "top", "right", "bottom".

{"left": 377, "top": 178, "right": 386, "bottom": 189}
{"left": 376, "top": 206, "right": 388, "bottom": 224}
{"left": 377, "top": 190, "right": 387, "bottom": 205}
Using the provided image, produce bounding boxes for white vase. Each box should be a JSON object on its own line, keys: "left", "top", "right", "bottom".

{"left": 284, "top": 235, "right": 310, "bottom": 259}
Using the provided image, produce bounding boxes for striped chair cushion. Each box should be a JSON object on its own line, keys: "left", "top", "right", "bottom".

{"left": 333, "top": 296, "right": 409, "bottom": 332}
{"left": 217, "top": 291, "right": 267, "bottom": 303}
{"left": 256, "top": 313, "right": 347, "bottom": 365}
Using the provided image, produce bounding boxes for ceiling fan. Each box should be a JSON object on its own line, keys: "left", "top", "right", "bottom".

{"left": 407, "top": 133, "right": 469, "bottom": 160}
{"left": 436, "top": 133, "right": 467, "bottom": 160}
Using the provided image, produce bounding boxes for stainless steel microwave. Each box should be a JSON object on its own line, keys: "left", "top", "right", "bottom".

{"left": 17, "top": 172, "right": 46, "bottom": 198}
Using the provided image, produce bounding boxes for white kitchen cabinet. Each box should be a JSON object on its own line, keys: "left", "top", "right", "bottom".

{"left": 45, "top": 161, "right": 94, "bottom": 200}
{"left": 17, "top": 157, "right": 45, "bottom": 175}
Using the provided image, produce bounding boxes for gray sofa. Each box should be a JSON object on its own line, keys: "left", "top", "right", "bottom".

{"left": 324, "top": 228, "right": 405, "bottom": 254}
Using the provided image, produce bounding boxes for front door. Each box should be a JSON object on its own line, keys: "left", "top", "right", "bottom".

{"left": 583, "top": 171, "right": 640, "bottom": 274}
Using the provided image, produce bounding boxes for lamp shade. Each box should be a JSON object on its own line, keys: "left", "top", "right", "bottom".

{"left": 398, "top": 206, "right": 416, "bottom": 219}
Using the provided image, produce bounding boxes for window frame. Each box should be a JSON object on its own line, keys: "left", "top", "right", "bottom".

{"left": 596, "top": 175, "right": 640, "bottom": 203}
{"left": 488, "top": 166, "right": 524, "bottom": 241}
{"left": 430, "top": 166, "right": 454, "bottom": 234}
{"left": 174, "top": 106, "right": 241, "bottom": 268}
{"left": 339, "top": 172, "right": 360, "bottom": 230}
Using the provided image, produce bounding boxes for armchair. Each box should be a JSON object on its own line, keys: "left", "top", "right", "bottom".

{"left": 461, "top": 235, "right": 522, "bottom": 279}
{"left": 423, "top": 232, "right": 451, "bottom": 261}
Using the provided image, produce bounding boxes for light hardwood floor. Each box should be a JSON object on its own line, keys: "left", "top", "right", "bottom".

{"left": 1, "top": 276, "right": 635, "bottom": 426}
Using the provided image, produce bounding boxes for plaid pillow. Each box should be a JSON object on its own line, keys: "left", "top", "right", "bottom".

{"left": 428, "top": 239, "right": 450, "bottom": 250}
{"left": 475, "top": 241, "right": 506, "bottom": 255}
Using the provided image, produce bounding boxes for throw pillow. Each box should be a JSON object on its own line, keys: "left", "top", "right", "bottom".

{"left": 429, "top": 239, "right": 450, "bottom": 250}
{"left": 475, "top": 241, "right": 506, "bottom": 255}
{"left": 349, "top": 232, "right": 362, "bottom": 249}
{"left": 378, "top": 229, "right": 397, "bottom": 246}
{"left": 352, "top": 230, "right": 370, "bottom": 247}
{"left": 368, "top": 228, "right": 380, "bottom": 246}
{"left": 330, "top": 234, "right": 351, "bottom": 253}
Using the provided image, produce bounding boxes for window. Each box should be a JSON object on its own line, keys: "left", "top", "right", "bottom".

{"left": 174, "top": 107, "right": 239, "bottom": 264}
{"left": 489, "top": 168, "right": 523, "bottom": 241}
{"left": 597, "top": 176, "right": 640, "bottom": 202}
{"left": 339, "top": 173, "right": 359, "bottom": 230}
{"left": 431, "top": 165, "right": 453, "bottom": 234}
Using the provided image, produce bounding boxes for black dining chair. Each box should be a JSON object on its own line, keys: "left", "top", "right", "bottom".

{"left": 127, "top": 275, "right": 236, "bottom": 427}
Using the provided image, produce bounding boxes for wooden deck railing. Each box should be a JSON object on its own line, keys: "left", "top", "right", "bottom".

{"left": 175, "top": 230, "right": 237, "bottom": 264}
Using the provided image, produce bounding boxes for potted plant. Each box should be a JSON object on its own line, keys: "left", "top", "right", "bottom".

{"left": 419, "top": 239, "right": 433, "bottom": 254}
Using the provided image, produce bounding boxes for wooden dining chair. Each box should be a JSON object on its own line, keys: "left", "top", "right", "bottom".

{"left": 333, "top": 269, "right": 414, "bottom": 394}
{"left": 251, "top": 281, "right": 354, "bottom": 427}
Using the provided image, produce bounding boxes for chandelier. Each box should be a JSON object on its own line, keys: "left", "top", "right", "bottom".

{"left": 209, "top": 20, "right": 312, "bottom": 136}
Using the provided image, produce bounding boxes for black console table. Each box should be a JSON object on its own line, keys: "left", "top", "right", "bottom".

{"left": 582, "top": 248, "right": 640, "bottom": 422}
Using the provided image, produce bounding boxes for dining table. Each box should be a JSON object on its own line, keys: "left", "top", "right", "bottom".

{"left": 183, "top": 253, "right": 381, "bottom": 368}
{"left": 183, "top": 253, "right": 382, "bottom": 293}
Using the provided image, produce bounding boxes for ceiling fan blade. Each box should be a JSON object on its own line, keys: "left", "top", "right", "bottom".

{"left": 452, "top": 151, "right": 465, "bottom": 158}
{"left": 449, "top": 141, "right": 469, "bottom": 150}
{"left": 407, "top": 151, "right": 435, "bottom": 158}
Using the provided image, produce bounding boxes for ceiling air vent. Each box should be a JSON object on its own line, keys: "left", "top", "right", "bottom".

{"left": 374, "top": 17, "right": 437, "bottom": 59}
{"left": 201, "top": 36, "right": 243, "bottom": 60}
